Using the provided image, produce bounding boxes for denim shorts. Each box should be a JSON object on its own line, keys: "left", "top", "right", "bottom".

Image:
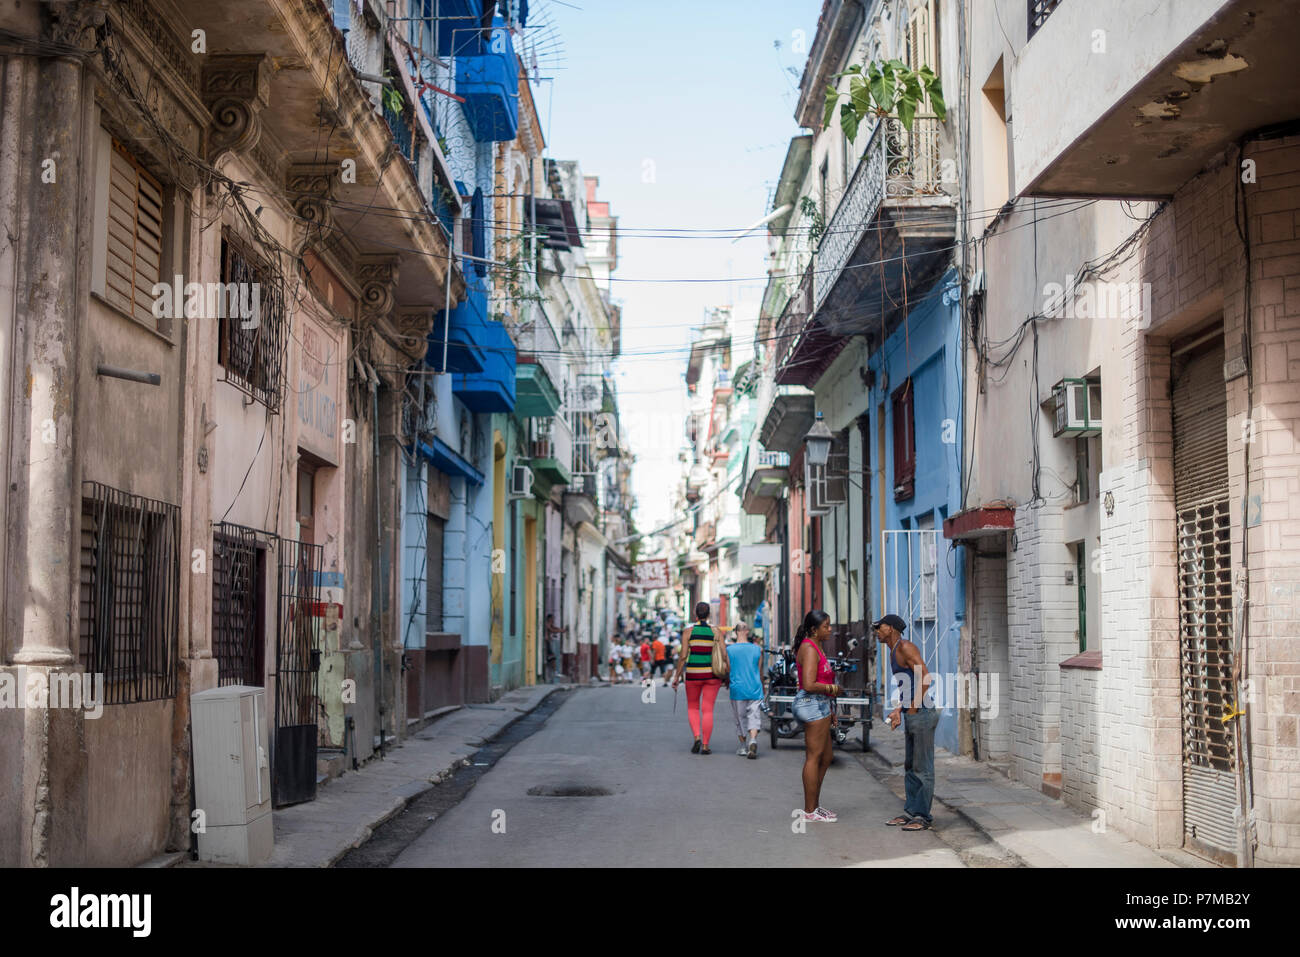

{"left": 792, "top": 689, "right": 832, "bottom": 723}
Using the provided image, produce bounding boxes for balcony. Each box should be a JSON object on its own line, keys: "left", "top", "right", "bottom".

{"left": 1013, "top": 0, "right": 1300, "bottom": 197}
{"left": 186, "top": 0, "right": 462, "bottom": 333}
{"left": 428, "top": 272, "right": 488, "bottom": 374}
{"left": 514, "top": 361, "right": 561, "bottom": 418}
{"left": 778, "top": 117, "right": 955, "bottom": 386}
{"left": 453, "top": 319, "right": 516, "bottom": 413}
{"left": 529, "top": 415, "right": 572, "bottom": 494}
{"left": 741, "top": 449, "right": 790, "bottom": 516}
{"left": 564, "top": 474, "right": 599, "bottom": 527}
{"left": 456, "top": 18, "right": 520, "bottom": 142}
{"left": 758, "top": 386, "right": 815, "bottom": 455}
{"left": 434, "top": 0, "right": 488, "bottom": 57}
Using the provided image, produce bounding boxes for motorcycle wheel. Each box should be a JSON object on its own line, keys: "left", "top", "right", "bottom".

{"left": 769, "top": 712, "right": 779, "bottom": 750}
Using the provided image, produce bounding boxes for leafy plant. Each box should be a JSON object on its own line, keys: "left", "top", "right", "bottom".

{"left": 799, "top": 195, "right": 826, "bottom": 246}
{"left": 488, "top": 227, "right": 547, "bottom": 326}
{"left": 823, "top": 59, "right": 946, "bottom": 142}
{"left": 381, "top": 73, "right": 405, "bottom": 115}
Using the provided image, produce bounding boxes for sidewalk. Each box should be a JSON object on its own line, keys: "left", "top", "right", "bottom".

{"left": 862, "top": 726, "right": 1212, "bottom": 868}
{"left": 260, "top": 683, "right": 573, "bottom": 867}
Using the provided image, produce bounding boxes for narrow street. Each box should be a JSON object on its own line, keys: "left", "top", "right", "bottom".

{"left": 390, "top": 685, "right": 961, "bottom": 868}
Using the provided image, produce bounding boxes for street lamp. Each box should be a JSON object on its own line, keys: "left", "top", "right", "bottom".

{"left": 803, "top": 411, "right": 832, "bottom": 467}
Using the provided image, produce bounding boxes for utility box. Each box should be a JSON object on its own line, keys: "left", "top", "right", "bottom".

{"left": 191, "top": 685, "right": 273, "bottom": 865}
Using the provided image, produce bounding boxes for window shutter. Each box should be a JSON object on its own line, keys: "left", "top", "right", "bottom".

{"left": 105, "top": 140, "right": 163, "bottom": 325}
{"left": 471, "top": 187, "right": 486, "bottom": 276}
{"left": 907, "top": 0, "right": 938, "bottom": 76}
{"left": 892, "top": 378, "right": 916, "bottom": 501}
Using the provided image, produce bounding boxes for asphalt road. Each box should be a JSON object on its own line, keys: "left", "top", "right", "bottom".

{"left": 391, "top": 682, "right": 964, "bottom": 868}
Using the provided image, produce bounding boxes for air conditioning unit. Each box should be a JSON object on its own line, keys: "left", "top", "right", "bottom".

{"left": 510, "top": 464, "right": 534, "bottom": 497}
{"left": 1051, "top": 378, "right": 1101, "bottom": 437}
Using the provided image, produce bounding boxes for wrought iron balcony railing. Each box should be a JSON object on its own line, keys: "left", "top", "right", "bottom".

{"left": 813, "top": 116, "right": 947, "bottom": 311}
{"left": 1027, "top": 0, "right": 1064, "bottom": 40}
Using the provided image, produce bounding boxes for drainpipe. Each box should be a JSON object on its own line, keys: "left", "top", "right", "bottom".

{"left": 369, "top": 363, "right": 385, "bottom": 757}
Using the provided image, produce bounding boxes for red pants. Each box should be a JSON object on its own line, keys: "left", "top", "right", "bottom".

{"left": 685, "top": 678, "right": 723, "bottom": 746}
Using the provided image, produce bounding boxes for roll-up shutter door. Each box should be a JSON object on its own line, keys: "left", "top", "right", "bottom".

{"left": 1171, "top": 333, "right": 1239, "bottom": 861}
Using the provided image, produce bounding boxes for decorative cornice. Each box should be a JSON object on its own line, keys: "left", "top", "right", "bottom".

{"left": 356, "top": 255, "right": 399, "bottom": 325}
{"left": 392, "top": 306, "right": 437, "bottom": 362}
{"left": 287, "top": 162, "right": 337, "bottom": 245}
{"left": 202, "top": 53, "right": 271, "bottom": 166}
{"left": 46, "top": 0, "right": 108, "bottom": 50}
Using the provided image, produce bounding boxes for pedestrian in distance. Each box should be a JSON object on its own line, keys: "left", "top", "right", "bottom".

{"left": 621, "top": 640, "right": 636, "bottom": 684}
{"left": 726, "top": 622, "right": 763, "bottom": 759}
{"left": 639, "top": 637, "right": 652, "bottom": 678}
{"left": 671, "top": 601, "right": 725, "bottom": 754}
{"left": 876, "top": 614, "right": 939, "bottom": 831}
{"left": 544, "top": 614, "right": 569, "bottom": 682}
{"left": 651, "top": 634, "right": 667, "bottom": 681}
{"left": 793, "top": 610, "right": 842, "bottom": 823}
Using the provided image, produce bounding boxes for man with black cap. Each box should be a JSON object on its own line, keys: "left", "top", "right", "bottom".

{"left": 874, "top": 614, "right": 939, "bottom": 831}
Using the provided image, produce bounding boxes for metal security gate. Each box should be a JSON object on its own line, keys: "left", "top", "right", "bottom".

{"left": 273, "top": 537, "right": 324, "bottom": 807}
{"left": 1172, "top": 335, "right": 1239, "bottom": 860}
{"left": 881, "top": 528, "right": 941, "bottom": 690}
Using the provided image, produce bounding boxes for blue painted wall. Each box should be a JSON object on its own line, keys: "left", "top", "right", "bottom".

{"left": 868, "top": 270, "right": 966, "bottom": 753}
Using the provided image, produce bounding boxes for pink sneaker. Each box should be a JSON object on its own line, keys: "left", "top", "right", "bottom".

{"left": 815, "top": 806, "right": 838, "bottom": 821}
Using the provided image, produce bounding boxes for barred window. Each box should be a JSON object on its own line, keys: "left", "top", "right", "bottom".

{"left": 79, "top": 482, "right": 180, "bottom": 705}
{"left": 212, "top": 523, "right": 265, "bottom": 687}
{"left": 218, "top": 231, "right": 286, "bottom": 412}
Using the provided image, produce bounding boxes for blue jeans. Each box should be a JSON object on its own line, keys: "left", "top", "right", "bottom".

{"left": 903, "top": 708, "right": 940, "bottom": 823}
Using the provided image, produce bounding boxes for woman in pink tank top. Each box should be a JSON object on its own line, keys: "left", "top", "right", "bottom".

{"left": 793, "top": 609, "right": 841, "bottom": 822}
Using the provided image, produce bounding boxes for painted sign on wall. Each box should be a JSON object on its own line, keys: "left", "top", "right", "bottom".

{"left": 298, "top": 317, "right": 342, "bottom": 464}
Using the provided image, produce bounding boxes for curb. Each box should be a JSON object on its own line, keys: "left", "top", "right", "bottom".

{"left": 317, "top": 683, "right": 575, "bottom": 867}
{"left": 854, "top": 745, "right": 1030, "bottom": 867}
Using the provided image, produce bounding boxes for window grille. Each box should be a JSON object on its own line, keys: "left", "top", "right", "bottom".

{"left": 212, "top": 523, "right": 263, "bottom": 686}
{"left": 79, "top": 482, "right": 180, "bottom": 704}
{"left": 218, "top": 231, "right": 286, "bottom": 412}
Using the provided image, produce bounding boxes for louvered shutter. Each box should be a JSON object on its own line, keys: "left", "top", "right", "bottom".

{"left": 105, "top": 140, "right": 163, "bottom": 325}
{"left": 907, "top": 0, "right": 938, "bottom": 75}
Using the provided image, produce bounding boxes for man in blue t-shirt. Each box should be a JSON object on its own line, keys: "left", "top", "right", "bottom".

{"left": 727, "top": 622, "right": 764, "bottom": 759}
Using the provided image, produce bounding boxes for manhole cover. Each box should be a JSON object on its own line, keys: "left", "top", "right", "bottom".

{"left": 527, "top": 785, "right": 612, "bottom": 797}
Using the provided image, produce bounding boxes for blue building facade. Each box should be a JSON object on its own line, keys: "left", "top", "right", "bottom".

{"left": 867, "top": 272, "right": 966, "bottom": 753}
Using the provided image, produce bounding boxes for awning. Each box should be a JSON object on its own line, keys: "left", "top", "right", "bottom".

{"left": 418, "top": 436, "right": 484, "bottom": 486}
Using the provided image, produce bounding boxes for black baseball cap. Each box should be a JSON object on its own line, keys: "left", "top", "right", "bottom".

{"left": 872, "top": 614, "right": 907, "bottom": 634}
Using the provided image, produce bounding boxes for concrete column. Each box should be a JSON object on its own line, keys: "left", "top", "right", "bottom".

{"left": 9, "top": 51, "right": 86, "bottom": 667}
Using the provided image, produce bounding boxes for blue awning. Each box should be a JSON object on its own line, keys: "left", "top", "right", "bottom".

{"left": 417, "top": 436, "right": 484, "bottom": 486}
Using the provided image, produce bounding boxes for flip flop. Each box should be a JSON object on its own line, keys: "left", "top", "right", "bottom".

{"left": 901, "top": 819, "right": 932, "bottom": 831}
{"left": 886, "top": 815, "right": 912, "bottom": 826}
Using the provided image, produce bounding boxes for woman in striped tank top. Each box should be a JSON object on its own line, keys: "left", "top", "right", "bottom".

{"left": 671, "top": 602, "right": 724, "bottom": 754}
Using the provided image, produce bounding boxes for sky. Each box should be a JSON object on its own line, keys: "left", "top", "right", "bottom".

{"left": 527, "top": 0, "right": 824, "bottom": 535}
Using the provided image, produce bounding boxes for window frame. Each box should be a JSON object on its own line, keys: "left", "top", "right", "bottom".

{"left": 892, "top": 377, "right": 916, "bottom": 501}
